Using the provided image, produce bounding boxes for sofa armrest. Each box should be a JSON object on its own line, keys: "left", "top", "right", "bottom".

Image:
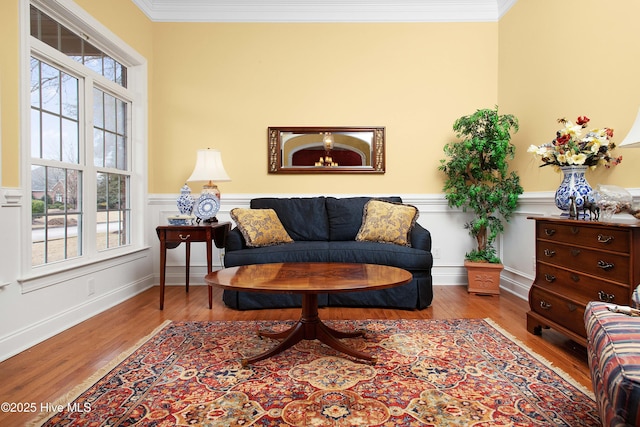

{"left": 225, "top": 228, "right": 247, "bottom": 251}
{"left": 411, "top": 223, "right": 431, "bottom": 251}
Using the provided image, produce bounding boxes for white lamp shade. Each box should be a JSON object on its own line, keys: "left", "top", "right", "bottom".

{"left": 187, "top": 149, "right": 231, "bottom": 182}
{"left": 619, "top": 107, "right": 640, "bottom": 149}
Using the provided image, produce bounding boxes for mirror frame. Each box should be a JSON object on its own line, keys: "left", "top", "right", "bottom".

{"left": 268, "top": 126, "right": 385, "bottom": 174}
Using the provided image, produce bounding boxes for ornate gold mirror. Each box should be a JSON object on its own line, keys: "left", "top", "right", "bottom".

{"left": 268, "top": 126, "right": 385, "bottom": 174}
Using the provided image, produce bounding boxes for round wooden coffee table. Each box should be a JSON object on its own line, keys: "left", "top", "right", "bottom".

{"left": 205, "top": 262, "right": 412, "bottom": 366}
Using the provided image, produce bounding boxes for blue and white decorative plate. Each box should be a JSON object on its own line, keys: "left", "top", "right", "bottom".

{"left": 194, "top": 193, "right": 220, "bottom": 221}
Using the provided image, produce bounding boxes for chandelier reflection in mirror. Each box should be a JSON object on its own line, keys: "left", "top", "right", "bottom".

{"left": 316, "top": 132, "right": 338, "bottom": 167}
{"left": 268, "top": 126, "right": 385, "bottom": 174}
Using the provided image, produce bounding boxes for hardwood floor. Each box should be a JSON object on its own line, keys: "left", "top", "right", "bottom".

{"left": 0, "top": 284, "right": 592, "bottom": 426}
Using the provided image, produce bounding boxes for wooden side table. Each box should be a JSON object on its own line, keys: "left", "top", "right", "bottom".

{"left": 156, "top": 222, "right": 230, "bottom": 310}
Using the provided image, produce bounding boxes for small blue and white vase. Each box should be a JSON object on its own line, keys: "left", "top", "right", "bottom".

{"left": 176, "top": 184, "right": 194, "bottom": 215}
{"left": 554, "top": 165, "right": 593, "bottom": 217}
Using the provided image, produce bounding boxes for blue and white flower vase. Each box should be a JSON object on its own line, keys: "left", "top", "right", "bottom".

{"left": 554, "top": 165, "right": 593, "bottom": 217}
{"left": 176, "top": 183, "right": 194, "bottom": 215}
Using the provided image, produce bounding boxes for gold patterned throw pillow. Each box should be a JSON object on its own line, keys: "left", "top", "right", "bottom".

{"left": 355, "top": 200, "right": 418, "bottom": 247}
{"left": 230, "top": 208, "right": 293, "bottom": 247}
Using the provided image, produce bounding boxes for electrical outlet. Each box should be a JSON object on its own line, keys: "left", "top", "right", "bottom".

{"left": 432, "top": 247, "right": 441, "bottom": 259}
{"left": 87, "top": 278, "right": 95, "bottom": 296}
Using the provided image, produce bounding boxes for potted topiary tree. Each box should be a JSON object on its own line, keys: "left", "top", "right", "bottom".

{"left": 439, "top": 107, "right": 523, "bottom": 295}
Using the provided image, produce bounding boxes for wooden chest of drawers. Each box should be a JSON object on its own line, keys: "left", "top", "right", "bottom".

{"left": 527, "top": 216, "right": 640, "bottom": 346}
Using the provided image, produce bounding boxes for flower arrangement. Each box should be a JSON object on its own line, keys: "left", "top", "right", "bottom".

{"left": 528, "top": 116, "right": 622, "bottom": 169}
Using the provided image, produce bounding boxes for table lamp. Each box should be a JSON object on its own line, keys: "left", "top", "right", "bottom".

{"left": 187, "top": 148, "right": 231, "bottom": 223}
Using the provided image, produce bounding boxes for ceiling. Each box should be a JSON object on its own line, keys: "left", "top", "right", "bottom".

{"left": 131, "top": 0, "right": 518, "bottom": 23}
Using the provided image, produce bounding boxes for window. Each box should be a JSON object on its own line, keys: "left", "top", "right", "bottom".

{"left": 24, "top": 1, "right": 145, "bottom": 279}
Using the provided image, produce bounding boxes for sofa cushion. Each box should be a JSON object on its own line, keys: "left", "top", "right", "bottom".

{"left": 326, "top": 196, "right": 401, "bottom": 241}
{"left": 251, "top": 197, "right": 329, "bottom": 241}
{"left": 328, "top": 241, "right": 431, "bottom": 271}
{"left": 224, "top": 241, "right": 332, "bottom": 266}
{"left": 356, "top": 199, "right": 418, "bottom": 247}
{"left": 230, "top": 208, "right": 293, "bottom": 247}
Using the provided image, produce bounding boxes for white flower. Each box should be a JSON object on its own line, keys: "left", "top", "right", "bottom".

{"left": 569, "top": 153, "right": 587, "bottom": 165}
{"left": 562, "top": 121, "right": 583, "bottom": 138}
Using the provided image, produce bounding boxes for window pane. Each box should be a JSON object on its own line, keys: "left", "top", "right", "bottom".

{"left": 30, "top": 58, "right": 40, "bottom": 107}
{"left": 116, "top": 99, "right": 125, "bottom": 134}
{"left": 93, "top": 88, "right": 104, "bottom": 128}
{"left": 40, "top": 63, "right": 60, "bottom": 114}
{"left": 97, "top": 172, "right": 107, "bottom": 210}
{"left": 115, "top": 63, "right": 126, "bottom": 86}
{"left": 93, "top": 128, "right": 104, "bottom": 167}
{"left": 31, "top": 109, "right": 41, "bottom": 158}
{"left": 83, "top": 42, "right": 103, "bottom": 75}
{"left": 104, "top": 92, "right": 116, "bottom": 131}
{"left": 38, "top": 11, "right": 59, "bottom": 50}
{"left": 117, "top": 135, "right": 126, "bottom": 170}
{"left": 41, "top": 112, "right": 60, "bottom": 161}
{"left": 61, "top": 117, "right": 78, "bottom": 163}
{"left": 61, "top": 72, "right": 78, "bottom": 119}
{"left": 104, "top": 132, "right": 116, "bottom": 169}
{"left": 60, "top": 26, "right": 82, "bottom": 62}
{"left": 103, "top": 56, "right": 115, "bottom": 82}
{"left": 65, "top": 169, "right": 81, "bottom": 212}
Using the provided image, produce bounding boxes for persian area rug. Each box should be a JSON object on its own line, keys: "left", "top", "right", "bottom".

{"left": 31, "top": 318, "right": 599, "bottom": 426}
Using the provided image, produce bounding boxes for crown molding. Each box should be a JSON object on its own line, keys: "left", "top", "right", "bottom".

{"left": 131, "top": 0, "right": 519, "bottom": 23}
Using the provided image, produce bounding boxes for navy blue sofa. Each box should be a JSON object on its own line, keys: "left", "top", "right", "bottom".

{"left": 222, "top": 196, "right": 433, "bottom": 310}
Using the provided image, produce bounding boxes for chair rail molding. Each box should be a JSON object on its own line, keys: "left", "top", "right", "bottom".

{"left": 131, "top": 0, "right": 519, "bottom": 23}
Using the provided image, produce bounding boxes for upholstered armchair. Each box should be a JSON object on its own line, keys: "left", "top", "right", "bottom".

{"left": 584, "top": 287, "right": 640, "bottom": 427}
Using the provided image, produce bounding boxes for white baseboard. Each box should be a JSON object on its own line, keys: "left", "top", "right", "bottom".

{"left": 0, "top": 276, "right": 154, "bottom": 362}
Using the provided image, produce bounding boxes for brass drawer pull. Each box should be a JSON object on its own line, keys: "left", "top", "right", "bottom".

{"left": 598, "top": 290, "right": 615, "bottom": 302}
{"left": 179, "top": 234, "right": 191, "bottom": 241}
{"left": 597, "top": 260, "right": 615, "bottom": 271}
{"left": 544, "top": 274, "right": 556, "bottom": 283}
{"left": 571, "top": 227, "right": 580, "bottom": 235}
{"left": 540, "top": 301, "right": 552, "bottom": 310}
{"left": 597, "top": 234, "right": 614, "bottom": 244}
{"left": 544, "top": 228, "right": 556, "bottom": 237}
{"left": 571, "top": 249, "right": 581, "bottom": 256}
{"left": 570, "top": 274, "right": 580, "bottom": 282}
{"left": 544, "top": 249, "right": 556, "bottom": 257}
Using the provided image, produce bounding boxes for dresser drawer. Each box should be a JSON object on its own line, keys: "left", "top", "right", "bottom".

{"left": 536, "top": 242, "right": 630, "bottom": 283}
{"left": 535, "top": 263, "right": 630, "bottom": 305}
{"left": 536, "top": 221, "right": 630, "bottom": 253}
{"left": 530, "top": 287, "right": 586, "bottom": 337}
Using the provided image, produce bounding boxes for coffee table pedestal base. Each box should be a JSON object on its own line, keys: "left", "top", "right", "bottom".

{"left": 241, "top": 294, "right": 377, "bottom": 366}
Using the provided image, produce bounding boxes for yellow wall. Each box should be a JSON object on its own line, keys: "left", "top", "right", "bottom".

{"left": 499, "top": 0, "right": 640, "bottom": 191}
{"left": 152, "top": 22, "right": 498, "bottom": 194}
{"left": 4, "top": 0, "right": 639, "bottom": 195}
{"left": 0, "top": 0, "right": 19, "bottom": 187}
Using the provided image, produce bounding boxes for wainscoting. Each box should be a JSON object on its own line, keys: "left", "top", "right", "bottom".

{"left": 148, "top": 191, "right": 612, "bottom": 301}
{"left": 1, "top": 189, "right": 636, "bottom": 362}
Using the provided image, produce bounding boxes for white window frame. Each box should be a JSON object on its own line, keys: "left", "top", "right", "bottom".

{"left": 18, "top": 0, "right": 148, "bottom": 292}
